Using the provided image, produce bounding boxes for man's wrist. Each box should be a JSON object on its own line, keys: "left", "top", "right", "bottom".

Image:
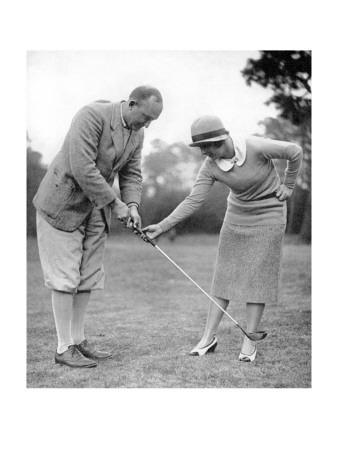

{"left": 128, "top": 203, "right": 139, "bottom": 210}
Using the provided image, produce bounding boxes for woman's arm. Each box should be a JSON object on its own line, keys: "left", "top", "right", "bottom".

{"left": 143, "top": 160, "right": 215, "bottom": 238}
{"left": 260, "top": 137, "right": 303, "bottom": 190}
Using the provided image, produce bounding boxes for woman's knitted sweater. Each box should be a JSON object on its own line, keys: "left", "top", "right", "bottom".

{"left": 158, "top": 136, "right": 302, "bottom": 231}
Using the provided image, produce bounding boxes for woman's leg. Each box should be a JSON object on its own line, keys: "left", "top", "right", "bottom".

{"left": 241, "top": 303, "right": 265, "bottom": 355}
{"left": 195, "top": 297, "right": 229, "bottom": 348}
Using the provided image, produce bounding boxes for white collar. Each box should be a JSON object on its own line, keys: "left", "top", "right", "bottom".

{"left": 215, "top": 136, "right": 246, "bottom": 172}
{"left": 120, "top": 101, "right": 129, "bottom": 129}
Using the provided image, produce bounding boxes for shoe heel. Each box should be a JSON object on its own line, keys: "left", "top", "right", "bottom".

{"left": 189, "top": 337, "right": 217, "bottom": 356}
{"left": 207, "top": 342, "right": 217, "bottom": 354}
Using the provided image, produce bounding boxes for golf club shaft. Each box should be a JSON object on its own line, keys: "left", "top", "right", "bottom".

{"left": 128, "top": 224, "right": 264, "bottom": 341}
{"left": 153, "top": 244, "right": 252, "bottom": 339}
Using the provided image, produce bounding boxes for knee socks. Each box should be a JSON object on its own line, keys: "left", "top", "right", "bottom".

{"left": 52, "top": 290, "right": 91, "bottom": 353}
{"left": 71, "top": 291, "right": 91, "bottom": 345}
{"left": 52, "top": 290, "right": 74, "bottom": 354}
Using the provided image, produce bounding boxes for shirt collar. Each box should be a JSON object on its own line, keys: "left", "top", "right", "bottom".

{"left": 215, "top": 135, "right": 246, "bottom": 172}
{"left": 120, "top": 101, "right": 129, "bottom": 129}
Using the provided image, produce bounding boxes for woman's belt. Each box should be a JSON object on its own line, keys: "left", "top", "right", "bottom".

{"left": 255, "top": 191, "right": 278, "bottom": 201}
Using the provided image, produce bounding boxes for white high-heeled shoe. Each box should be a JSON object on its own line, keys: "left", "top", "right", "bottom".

{"left": 189, "top": 337, "right": 217, "bottom": 356}
{"left": 239, "top": 345, "right": 257, "bottom": 362}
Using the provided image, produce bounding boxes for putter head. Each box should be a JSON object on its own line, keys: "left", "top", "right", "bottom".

{"left": 248, "top": 331, "right": 267, "bottom": 341}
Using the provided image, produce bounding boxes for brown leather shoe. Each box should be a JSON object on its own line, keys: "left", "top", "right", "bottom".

{"left": 55, "top": 345, "right": 97, "bottom": 368}
{"left": 75, "top": 339, "right": 112, "bottom": 360}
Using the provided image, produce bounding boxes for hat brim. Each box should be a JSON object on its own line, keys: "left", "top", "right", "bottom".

{"left": 189, "top": 134, "right": 229, "bottom": 147}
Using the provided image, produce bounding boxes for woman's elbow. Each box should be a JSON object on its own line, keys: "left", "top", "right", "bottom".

{"left": 289, "top": 143, "right": 303, "bottom": 158}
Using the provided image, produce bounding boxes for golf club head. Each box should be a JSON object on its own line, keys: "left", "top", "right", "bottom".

{"left": 248, "top": 331, "right": 267, "bottom": 341}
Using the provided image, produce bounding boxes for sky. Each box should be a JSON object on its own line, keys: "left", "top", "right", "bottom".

{"left": 27, "top": 51, "right": 278, "bottom": 164}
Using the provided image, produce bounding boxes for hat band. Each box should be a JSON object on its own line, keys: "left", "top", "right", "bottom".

{"left": 192, "top": 128, "right": 227, "bottom": 143}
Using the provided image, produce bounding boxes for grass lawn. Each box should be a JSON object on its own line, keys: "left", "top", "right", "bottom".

{"left": 27, "top": 232, "right": 311, "bottom": 388}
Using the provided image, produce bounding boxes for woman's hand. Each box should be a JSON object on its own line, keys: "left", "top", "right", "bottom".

{"left": 142, "top": 224, "right": 163, "bottom": 240}
{"left": 276, "top": 184, "right": 293, "bottom": 202}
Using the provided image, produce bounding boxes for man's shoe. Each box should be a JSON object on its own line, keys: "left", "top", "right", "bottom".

{"left": 75, "top": 339, "right": 113, "bottom": 360}
{"left": 55, "top": 345, "right": 97, "bottom": 368}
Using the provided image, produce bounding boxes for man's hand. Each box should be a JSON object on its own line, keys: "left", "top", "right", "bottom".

{"left": 275, "top": 184, "right": 293, "bottom": 202}
{"left": 111, "top": 198, "right": 130, "bottom": 225}
{"left": 128, "top": 205, "right": 141, "bottom": 229}
{"left": 142, "top": 224, "right": 163, "bottom": 240}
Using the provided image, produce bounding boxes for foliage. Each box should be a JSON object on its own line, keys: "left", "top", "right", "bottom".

{"left": 27, "top": 136, "right": 47, "bottom": 235}
{"left": 256, "top": 117, "right": 311, "bottom": 240}
{"left": 142, "top": 139, "right": 203, "bottom": 196}
{"left": 242, "top": 51, "right": 311, "bottom": 126}
{"left": 242, "top": 51, "right": 311, "bottom": 242}
{"left": 258, "top": 117, "right": 311, "bottom": 190}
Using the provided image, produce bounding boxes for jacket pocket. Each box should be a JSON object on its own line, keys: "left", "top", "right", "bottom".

{"left": 38, "top": 169, "right": 76, "bottom": 219}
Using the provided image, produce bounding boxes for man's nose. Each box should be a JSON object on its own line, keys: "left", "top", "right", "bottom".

{"left": 144, "top": 120, "right": 152, "bottom": 128}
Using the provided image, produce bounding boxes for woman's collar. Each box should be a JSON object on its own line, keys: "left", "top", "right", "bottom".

{"left": 215, "top": 136, "right": 247, "bottom": 172}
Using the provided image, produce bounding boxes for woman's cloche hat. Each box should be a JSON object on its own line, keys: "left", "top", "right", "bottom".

{"left": 189, "top": 115, "right": 229, "bottom": 147}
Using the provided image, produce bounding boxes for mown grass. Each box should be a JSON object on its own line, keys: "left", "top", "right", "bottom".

{"left": 27, "top": 232, "right": 311, "bottom": 388}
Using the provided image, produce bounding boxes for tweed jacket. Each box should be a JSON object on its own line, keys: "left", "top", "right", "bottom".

{"left": 33, "top": 101, "right": 143, "bottom": 232}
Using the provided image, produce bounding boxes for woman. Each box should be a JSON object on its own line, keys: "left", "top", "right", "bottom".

{"left": 143, "top": 115, "right": 302, "bottom": 362}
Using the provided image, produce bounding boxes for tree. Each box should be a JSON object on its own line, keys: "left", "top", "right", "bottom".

{"left": 27, "top": 135, "right": 47, "bottom": 235}
{"left": 257, "top": 117, "right": 310, "bottom": 237}
{"left": 242, "top": 51, "right": 311, "bottom": 125}
{"left": 242, "top": 51, "right": 311, "bottom": 242}
{"left": 142, "top": 139, "right": 203, "bottom": 196}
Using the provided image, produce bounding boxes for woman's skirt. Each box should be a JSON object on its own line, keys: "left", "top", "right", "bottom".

{"left": 210, "top": 222, "right": 286, "bottom": 304}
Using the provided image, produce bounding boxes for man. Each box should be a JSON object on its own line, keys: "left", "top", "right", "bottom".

{"left": 33, "top": 86, "right": 163, "bottom": 368}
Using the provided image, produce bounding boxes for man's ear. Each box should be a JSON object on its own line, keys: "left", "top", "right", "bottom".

{"left": 129, "top": 100, "right": 137, "bottom": 109}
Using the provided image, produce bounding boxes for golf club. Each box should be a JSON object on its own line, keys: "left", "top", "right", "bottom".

{"left": 125, "top": 223, "right": 267, "bottom": 342}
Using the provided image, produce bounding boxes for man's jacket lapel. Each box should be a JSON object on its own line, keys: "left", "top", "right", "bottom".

{"left": 110, "top": 103, "right": 140, "bottom": 173}
{"left": 110, "top": 103, "right": 124, "bottom": 162}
